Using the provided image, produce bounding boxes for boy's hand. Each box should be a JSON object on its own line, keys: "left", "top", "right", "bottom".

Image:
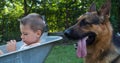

{"left": 6, "top": 40, "right": 16, "bottom": 52}
{"left": 0, "top": 50, "right": 3, "bottom": 55}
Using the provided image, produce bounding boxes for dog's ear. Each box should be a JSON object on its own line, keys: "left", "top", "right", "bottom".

{"left": 88, "top": 3, "right": 96, "bottom": 12}
{"left": 98, "top": 0, "right": 111, "bottom": 18}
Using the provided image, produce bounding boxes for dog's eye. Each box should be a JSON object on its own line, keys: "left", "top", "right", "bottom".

{"left": 79, "top": 19, "right": 89, "bottom": 27}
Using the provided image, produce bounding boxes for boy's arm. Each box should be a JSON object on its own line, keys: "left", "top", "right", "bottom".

{"left": 6, "top": 40, "right": 16, "bottom": 52}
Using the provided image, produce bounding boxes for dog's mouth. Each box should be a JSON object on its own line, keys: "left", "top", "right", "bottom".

{"left": 75, "top": 32, "right": 96, "bottom": 58}
{"left": 64, "top": 30, "right": 96, "bottom": 58}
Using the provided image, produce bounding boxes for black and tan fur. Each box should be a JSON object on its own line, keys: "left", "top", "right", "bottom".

{"left": 64, "top": 0, "right": 120, "bottom": 63}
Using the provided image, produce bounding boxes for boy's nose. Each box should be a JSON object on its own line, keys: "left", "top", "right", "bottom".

{"left": 21, "top": 35, "right": 24, "bottom": 39}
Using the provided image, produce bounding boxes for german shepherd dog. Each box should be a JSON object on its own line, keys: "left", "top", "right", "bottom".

{"left": 64, "top": 0, "right": 120, "bottom": 63}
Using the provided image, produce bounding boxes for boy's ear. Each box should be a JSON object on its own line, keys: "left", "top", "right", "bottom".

{"left": 36, "top": 30, "right": 42, "bottom": 37}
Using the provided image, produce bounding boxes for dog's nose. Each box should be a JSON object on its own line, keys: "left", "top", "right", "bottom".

{"left": 64, "top": 29, "right": 70, "bottom": 35}
{"left": 64, "top": 29, "right": 71, "bottom": 38}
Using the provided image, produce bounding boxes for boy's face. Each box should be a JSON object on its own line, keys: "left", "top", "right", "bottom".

{"left": 20, "top": 24, "right": 41, "bottom": 45}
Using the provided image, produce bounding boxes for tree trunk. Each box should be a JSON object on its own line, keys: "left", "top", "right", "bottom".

{"left": 24, "top": 0, "right": 27, "bottom": 16}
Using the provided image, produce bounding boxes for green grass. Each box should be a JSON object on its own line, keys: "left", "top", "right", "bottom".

{"left": 45, "top": 45, "right": 83, "bottom": 63}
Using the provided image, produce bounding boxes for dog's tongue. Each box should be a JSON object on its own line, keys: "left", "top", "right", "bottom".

{"left": 77, "top": 37, "right": 88, "bottom": 58}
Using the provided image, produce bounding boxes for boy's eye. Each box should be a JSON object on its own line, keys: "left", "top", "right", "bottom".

{"left": 24, "top": 34, "right": 28, "bottom": 35}
{"left": 21, "top": 33, "right": 28, "bottom": 35}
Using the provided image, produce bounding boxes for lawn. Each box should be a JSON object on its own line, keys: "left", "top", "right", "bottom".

{"left": 45, "top": 44, "right": 83, "bottom": 63}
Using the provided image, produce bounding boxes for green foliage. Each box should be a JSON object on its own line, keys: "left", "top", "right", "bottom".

{"left": 0, "top": 0, "right": 23, "bottom": 42}
{"left": 110, "top": 0, "right": 120, "bottom": 32}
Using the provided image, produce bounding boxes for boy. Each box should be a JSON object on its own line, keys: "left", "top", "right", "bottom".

{"left": 0, "top": 13, "right": 46, "bottom": 53}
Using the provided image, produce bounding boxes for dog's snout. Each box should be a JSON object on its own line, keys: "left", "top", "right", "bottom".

{"left": 64, "top": 29, "right": 80, "bottom": 39}
{"left": 64, "top": 29, "right": 71, "bottom": 37}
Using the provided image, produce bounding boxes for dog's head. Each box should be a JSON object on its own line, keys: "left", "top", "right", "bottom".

{"left": 64, "top": 0, "right": 111, "bottom": 58}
